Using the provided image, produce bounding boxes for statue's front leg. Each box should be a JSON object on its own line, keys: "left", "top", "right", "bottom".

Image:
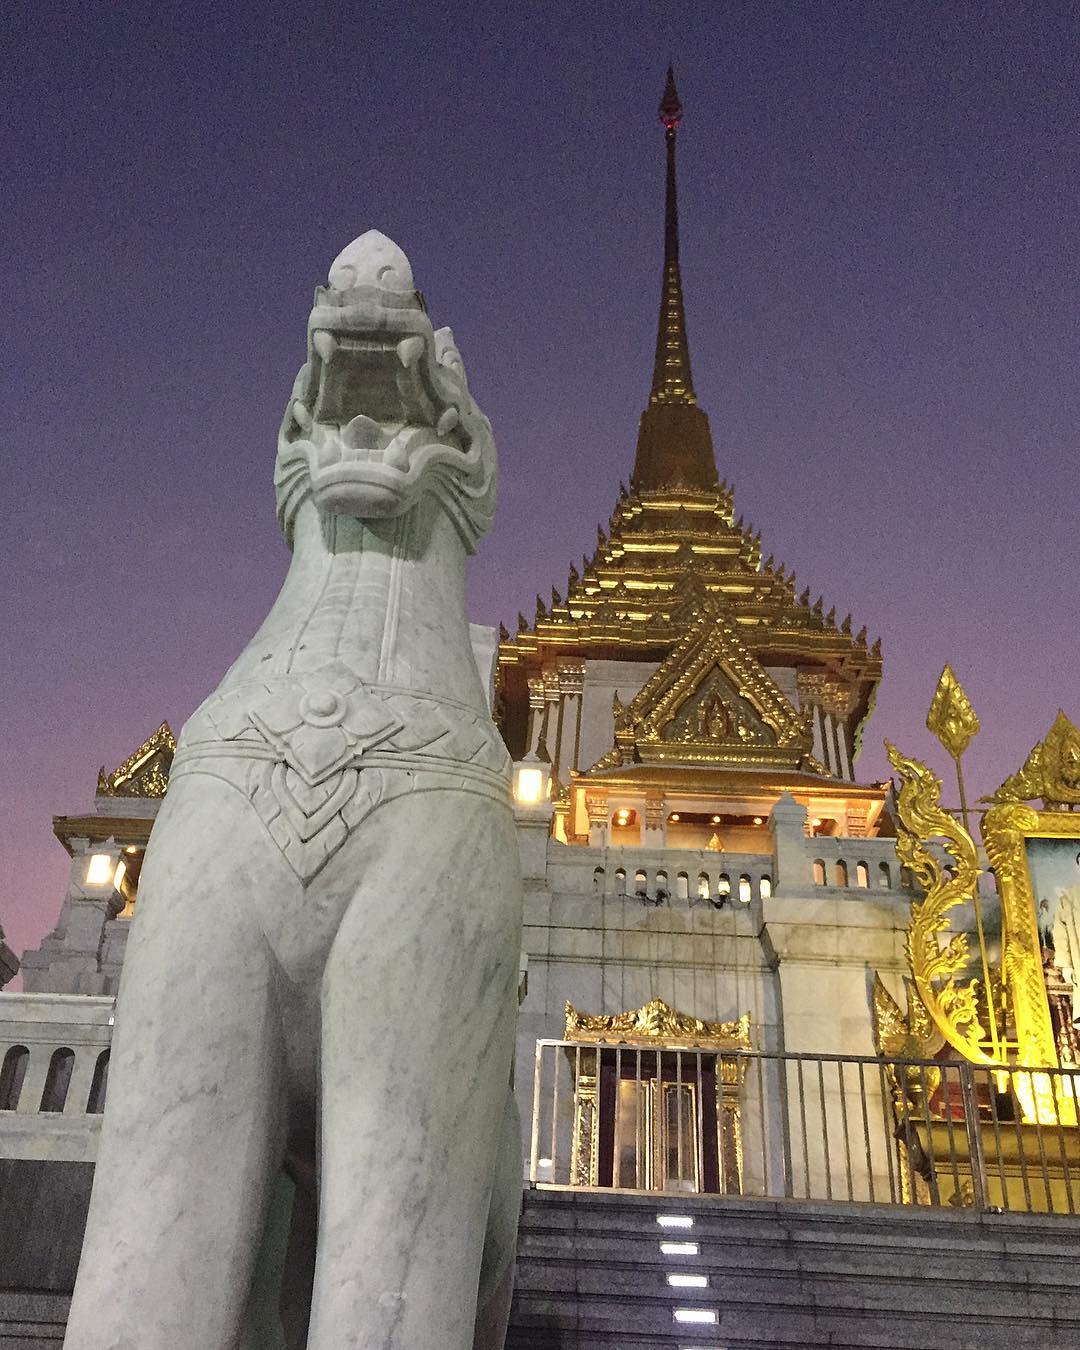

{"left": 65, "top": 778, "right": 292, "bottom": 1350}
{"left": 305, "top": 789, "right": 522, "bottom": 1350}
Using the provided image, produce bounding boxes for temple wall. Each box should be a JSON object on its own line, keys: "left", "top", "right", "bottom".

{"left": 577, "top": 660, "right": 658, "bottom": 774}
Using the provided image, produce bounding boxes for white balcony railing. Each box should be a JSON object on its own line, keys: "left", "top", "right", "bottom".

{"left": 0, "top": 993, "right": 114, "bottom": 1161}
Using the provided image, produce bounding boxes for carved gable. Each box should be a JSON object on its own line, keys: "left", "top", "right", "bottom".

{"left": 593, "top": 605, "right": 818, "bottom": 772}
{"left": 96, "top": 722, "right": 176, "bottom": 798}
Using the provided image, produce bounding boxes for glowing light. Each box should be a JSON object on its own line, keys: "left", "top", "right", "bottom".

{"left": 660, "top": 1241, "right": 699, "bottom": 1256}
{"left": 674, "top": 1308, "right": 717, "bottom": 1324}
{"left": 670, "top": 813, "right": 680, "bottom": 822}
{"left": 657, "top": 1214, "right": 693, "bottom": 1229}
{"left": 753, "top": 816, "right": 763, "bottom": 825}
{"left": 537, "top": 1157, "right": 552, "bottom": 1168}
{"left": 85, "top": 854, "right": 114, "bottom": 886}
{"left": 811, "top": 818, "right": 822, "bottom": 828}
{"left": 712, "top": 815, "right": 721, "bottom": 823}
{"left": 515, "top": 767, "right": 544, "bottom": 805}
{"left": 113, "top": 860, "right": 127, "bottom": 892}
{"left": 667, "top": 1273, "right": 708, "bottom": 1288}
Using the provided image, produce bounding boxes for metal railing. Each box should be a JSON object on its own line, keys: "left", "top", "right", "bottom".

{"left": 529, "top": 1040, "right": 1080, "bottom": 1216}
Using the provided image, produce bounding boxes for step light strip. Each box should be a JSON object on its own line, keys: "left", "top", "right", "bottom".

{"left": 667, "top": 1273, "right": 708, "bottom": 1288}
{"left": 660, "top": 1240, "right": 700, "bottom": 1256}
{"left": 657, "top": 1214, "right": 694, "bottom": 1228}
{"left": 674, "top": 1307, "right": 718, "bottom": 1324}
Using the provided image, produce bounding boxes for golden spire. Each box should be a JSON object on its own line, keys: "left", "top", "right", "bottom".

{"left": 651, "top": 67, "right": 694, "bottom": 406}
{"left": 632, "top": 67, "right": 718, "bottom": 493}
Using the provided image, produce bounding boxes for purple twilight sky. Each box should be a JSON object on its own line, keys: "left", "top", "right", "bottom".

{"left": 3, "top": 2, "right": 1078, "bottom": 974}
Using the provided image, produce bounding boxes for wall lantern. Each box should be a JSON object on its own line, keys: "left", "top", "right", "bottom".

{"left": 513, "top": 753, "right": 550, "bottom": 807}
{"left": 84, "top": 851, "right": 126, "bottom": 894}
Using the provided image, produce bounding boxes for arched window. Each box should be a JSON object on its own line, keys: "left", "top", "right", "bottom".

{"left": 592, "top": 866, "right": 605, "bottom": 896}
{"left": 878, "top": 861, "right": 891, "bottom": 888}
{"left": 87, "top": 1051, "right": 110, "bottom": 1114}
{"left": 654, "top": 871, "right": 669, "bottom": 903}
{"left": 834, "top": 860, "right": 849, "bottom": 887}
{"left": 738, "top": 874, "right": 752, "bottom": 904}
{"left": 39, "top": 1048, "right": 75, "bottom": 1114}
{"left": 855, "top": 861, "right": 869, "bottom": 888}
{"left": 812, "top": 859, "right": 827, "bottom": 886}
{"left": 0, "top": 1046, "right": 29, "bottom": 1111}
{"left": 675, "top": 872, "right": 689, "bottom": 901}
{"left": 697, "top": 873, "right": 710, "bottom": 900}
{"left": 759, "top": 875, "right": 773, "bottom": 900}
{"left": 634, "top": 869, "right": 648, "bottom": 898}
{"left": 614, "top": 868, "right": 626, "bottom": 896}
{"left": 716, "top": 874, "right": 731, "bottom": 899}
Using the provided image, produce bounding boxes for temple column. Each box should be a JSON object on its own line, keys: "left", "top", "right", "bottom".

{"left": 557, "top": 662, "right": 585, "bottom": 776}
{"left": 585, "top": 788, "right": 609, "bottom": 849}
{"left": 797, "top": 673, "right": 829, "bottom": 770}
{"left": 643, "top": 793, "right": 666, "bottom": 847}
{"left": 526, "top": 676, "right": 545, "bottom": 755}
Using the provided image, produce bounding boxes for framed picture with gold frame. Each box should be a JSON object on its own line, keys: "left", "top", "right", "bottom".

{"left": 981, "top": 710, "right": 1080, "bottom": 1070}
{"left": 982, "top": 803, "right": 1080, "bottom": 1069}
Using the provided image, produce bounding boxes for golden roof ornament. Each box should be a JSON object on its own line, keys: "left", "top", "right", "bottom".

{"left": 590, "top": 601, "right": 818, "bottom": 773}
{"left": 985, "top": 710, "right": 1080, "bottom": 808}
{"left": 96, "top": 722, "right": 176, "bottom": 799}
{"left": 564, "top": 997, "right": 750, "bottom": 1049}
{"left": 871, "top": 973, "right": 939, "bottom": 1061}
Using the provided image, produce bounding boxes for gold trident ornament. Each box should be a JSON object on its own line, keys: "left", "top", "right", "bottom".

{"left": 925, "top": 665, "right": 980, "bottom": 832}
{"left": 923, "top": 666, "right": 1000, "bottom": 1057}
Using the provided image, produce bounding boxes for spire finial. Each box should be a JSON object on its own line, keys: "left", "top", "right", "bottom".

{"left": 649, "top": 66, "right": 693, "bottom": 407}
{"left": 630, "top": 68, "right": 718, "bottom": 493}
{"left": 659, "top": 65, "right": 683, "bottom": 130}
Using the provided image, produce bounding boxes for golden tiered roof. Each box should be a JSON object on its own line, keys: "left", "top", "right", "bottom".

{"left": 497, "top": 479, "right": 882, "bottom": 772}
{"left": 500, "top": 481, "right": 880, "bottom": 672}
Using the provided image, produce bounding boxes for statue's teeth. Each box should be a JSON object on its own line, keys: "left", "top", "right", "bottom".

{"left": 384, "top": 440, "right": 410, "bottom": 470}
{"left": 397, "top": 336, "right": 424, "bottom": 369}
{"left": 313, "top": 331, "right": 336, "bottom": 363}
{"left": 437, "top": 407, "right": 459, "bottom": 436}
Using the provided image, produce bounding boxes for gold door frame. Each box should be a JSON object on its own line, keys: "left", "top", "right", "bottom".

{"left": 564, "top": 998, "right": 750, "bottom": 1191}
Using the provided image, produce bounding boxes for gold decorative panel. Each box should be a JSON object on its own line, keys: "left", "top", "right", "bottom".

{"left": 96, "top": 722, "right": 175, "bottom": 799}
{"left": 565, "top": 997, "right": 750, "bottom": 1049}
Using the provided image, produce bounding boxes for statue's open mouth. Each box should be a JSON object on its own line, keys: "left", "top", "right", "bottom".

{"left": 293, "top": 326, "right": 479, "bottom": 514}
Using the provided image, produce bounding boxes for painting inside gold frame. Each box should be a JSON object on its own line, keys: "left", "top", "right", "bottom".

{"left": 1025, "top": 833, "right": 1080, "bottom": 1060}
{"left": 1028, "top": 836, "right": 1080, "bottom": 960}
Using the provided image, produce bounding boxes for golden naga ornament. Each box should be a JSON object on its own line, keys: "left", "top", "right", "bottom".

{"left": 887, "top": 689, "right": 1078, "bottom": 1102}
{"left": 885, "top": 741, "right": 995, "bottom": 1064}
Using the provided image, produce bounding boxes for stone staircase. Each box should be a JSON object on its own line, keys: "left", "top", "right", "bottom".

{"left": 6, "top": 1178, "right": 1080, "bottom": 1348}
{"left": 507, "top": 1186, "right": 1080, "bottom": 1349}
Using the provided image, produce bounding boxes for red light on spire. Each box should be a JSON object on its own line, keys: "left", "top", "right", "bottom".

{"left": 659, "top": 65, "right": 683, "bottom": 131}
